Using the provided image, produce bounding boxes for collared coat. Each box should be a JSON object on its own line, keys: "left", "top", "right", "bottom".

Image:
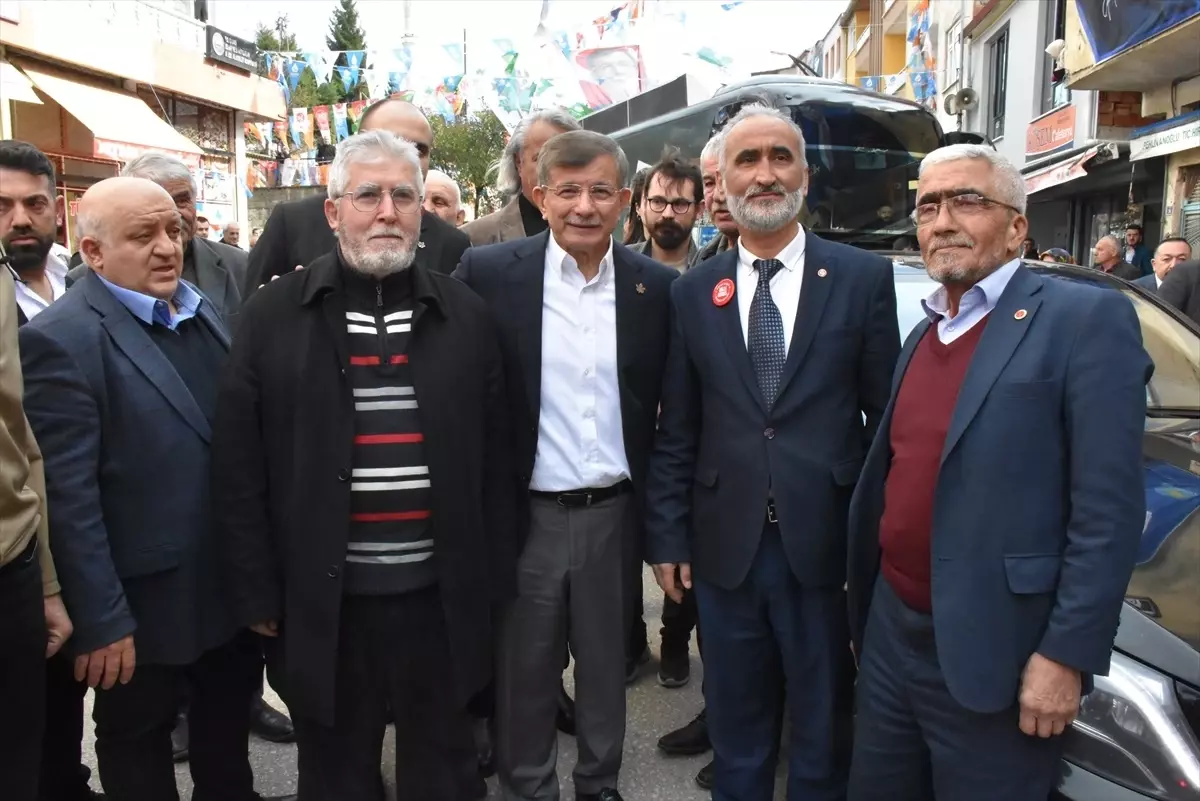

{"left": 211, "top": 252, "right": 518, "bottom": 725}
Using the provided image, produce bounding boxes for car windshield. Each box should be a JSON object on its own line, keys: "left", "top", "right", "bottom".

{"left": 892, "top": 265, "right": 1200, "bottom": 416}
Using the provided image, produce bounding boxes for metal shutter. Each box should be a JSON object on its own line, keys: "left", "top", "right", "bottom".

{"left": 1183, "top": 167, "right": 1200, "bottom": 255}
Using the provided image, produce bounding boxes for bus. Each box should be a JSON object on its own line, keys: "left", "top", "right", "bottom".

{"left": 583, "top": 75, "right": 984, "bottom": 251}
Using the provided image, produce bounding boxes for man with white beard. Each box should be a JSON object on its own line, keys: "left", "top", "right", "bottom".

{"left": 211, "top": 130, "right": 517, "bottom": 800}
{"left": 646, "top": 104, "right": 900, "bottom": 801}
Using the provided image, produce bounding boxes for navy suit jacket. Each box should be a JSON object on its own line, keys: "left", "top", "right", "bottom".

{"left": 1133, "top": 273, "right": 1158, "bottom": 293}
{"left": 18, "top": 270, "right": 239, "bottom": 665}
{"left": 645, "top": 231, "right": 900, "bottom": 589}
{"left": 847, "top": 266, "right": 1152, "bottom": 713}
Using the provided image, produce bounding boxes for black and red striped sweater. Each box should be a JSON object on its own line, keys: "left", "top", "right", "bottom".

{"left": 342, "top": 267, "right": 434, "bottom": 595}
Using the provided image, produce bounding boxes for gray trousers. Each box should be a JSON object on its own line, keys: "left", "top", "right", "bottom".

{"left": 497, "top": 493, "right": 632, "bottom": 801}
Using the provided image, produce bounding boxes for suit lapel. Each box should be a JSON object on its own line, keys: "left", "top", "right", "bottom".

{"left": 191, "top": 240, "right": 231, "bottom": 313}
{"left": 510, "top": 232, "right": 549, "bottom": 423}
{"left": 709, "top": 249, "right": 766, "bottom": 414}
{"left": 416, "top": 212, "right": 438, "bottom": 272}
{"left": 83, "top": 272, "right": 212, "bottom": 442}
{"left": 776, "top": 231, "right": 834, "bottom": 400}
{"left": 613, "top": 247, "right": 643, "bottom": 374}
{"left": 941, "top": 267, "right": 1044, "bottom": 463}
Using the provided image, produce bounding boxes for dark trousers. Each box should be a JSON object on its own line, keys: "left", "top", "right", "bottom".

{"left": 661, "top": 581, "right": 698, "bottom": 656}
{"left": 0, "top": 538, "right": 46, "bottom": 801}
{"left": 92, "top": 629, "right": 262, "bottom": 801}
{"left": 39, "top": 651, "right": 93, "bottom": 801}
{"left": 292, "top": 590, "right": 478, "bottom": 801}
{"left": 847, "top": 579, "right": 1065, "bottom": 801}
{"left": 694, "top": 524, "right": 852, "bottom": 801}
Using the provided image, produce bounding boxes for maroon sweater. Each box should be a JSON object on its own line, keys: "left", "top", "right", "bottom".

{"left": 879, "top": 316, "right": 988, "bottom": 612}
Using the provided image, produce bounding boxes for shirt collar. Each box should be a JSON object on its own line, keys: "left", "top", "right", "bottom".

{"left": 922, "top": 257, "right": 1021, "bottom": 321}
{"left": 546, "top": 231, "right": 614, "bottom": 282}
{"left": 96, "top": 272, "right": 203, "bottom": 330}
{"left": 737, "top": 227, "right": 806, "bottom": 274}
{"left": 7, "top": 251, "right": 69, "bottom": 285}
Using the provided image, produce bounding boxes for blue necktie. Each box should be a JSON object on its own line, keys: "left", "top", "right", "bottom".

{"left": 748, "top": 259, "right": 786, "bottom": 408}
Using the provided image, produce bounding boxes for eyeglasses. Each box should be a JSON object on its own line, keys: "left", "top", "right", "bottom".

{"left": 911, "top": 193, "right": 1022, "bottom": 227}
{"left": 543, "top": 184, "right": 620, "bottom": 205}
{"left": 646, "top": 196, "right": 695, "bottom": 214}
{"left": 345, "top": 185, "right": 422, "bottom": 215}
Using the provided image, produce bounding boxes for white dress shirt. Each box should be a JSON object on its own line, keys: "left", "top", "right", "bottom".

{"left": 9, "top": 251, "right": 68, "bottom": 321}
{"left": 529, "top": 234, "right": 631, "bottom": 492}
{"left": 736, "top": 228, "right": 806, "bottom": 353}
{"left": 921, "top": 257, "right": 1020, "bottom": 343}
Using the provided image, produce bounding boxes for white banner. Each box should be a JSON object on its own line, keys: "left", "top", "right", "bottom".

{"left": 1130, "top": 117, "right": 1200, "bottom": 162}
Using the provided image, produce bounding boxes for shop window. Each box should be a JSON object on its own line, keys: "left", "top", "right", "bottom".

{"left": 988, "top": 27, "right": 1009, "bottom": 139}
{"left": 1041, "top": 0, "right": 1070, "bottom": 114}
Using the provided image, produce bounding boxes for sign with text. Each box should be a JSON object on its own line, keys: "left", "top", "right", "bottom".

{"left": 205, "top": 25, "right": 257, "bottom": 73}
{"left": 1130, "top": 115, "right": 1200, "bottom": 161}
{"left": 1026, "top": 105, "right": 1076, "bottom": 159}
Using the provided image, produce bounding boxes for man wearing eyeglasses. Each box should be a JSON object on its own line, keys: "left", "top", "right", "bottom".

{"left": 845, "top": 144, "right": 1151, "bottom": 801}
{"left": 630, "top": 151, "right": 702, "bottom": 272}
{"left": 456, "top": 129, "right": 677, "bottom": 801}
{"left": 212, "top": 130, "right": 516, "bottom": 800}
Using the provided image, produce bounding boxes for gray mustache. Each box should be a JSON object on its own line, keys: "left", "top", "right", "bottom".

{"left": 931, "top": 236, "right": 975, "bottom": 251}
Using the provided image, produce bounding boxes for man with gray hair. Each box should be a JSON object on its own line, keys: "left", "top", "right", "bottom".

{"left": 1092, "top": 233, "right": 1141, "bottom": 280}
{"left": 846, "top": 144, "right": 1151, "bottom": 800}
{"left": 647, "top": 103, "right": 900, "bottom": 800}
{"left": 212, "top": 129, "right": 516, "bottom": 800}
{"left": 424, "top": 168, "right": 465, "bottom": 227}
{"left": 456, "top": 129, "right": 677, "bottom": 801}
{"left": 462, "top": 109, "right": 580, "bottom": 246}
{"left": 66, "top": 152, "right": 249, "bottom": 330}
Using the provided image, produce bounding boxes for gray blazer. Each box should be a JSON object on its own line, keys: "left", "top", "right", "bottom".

{"left": 462, "top": 199, "right": 527, "bottom": 247}
{"left": 67, "top": 237, "right": 247, "bottom": 334}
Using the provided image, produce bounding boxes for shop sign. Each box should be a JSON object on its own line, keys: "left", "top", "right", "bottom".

{"left": 205, "top": 25, "right": 258, "bottom": 73}
{"left": 1024, "top": 146, "right": 1099, "bottom": 195}
{"left": 1026, "top": 106, "right": 1076, "bottom": 158}
{"left": 1130, "top": 116, "right": 1200, "bottom": 162}
{"left": 94, "top": 139, "right": 201, "bottom": 170}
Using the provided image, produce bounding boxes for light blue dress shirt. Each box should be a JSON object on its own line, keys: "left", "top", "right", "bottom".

{"left": 921, "top": 258, "right": 1021, "bottom": 344}
{"left": 96, "top": 273, "right": 202, "bottom": 331}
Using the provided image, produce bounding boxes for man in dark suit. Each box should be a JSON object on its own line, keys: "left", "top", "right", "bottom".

{"left": 245, "top": 99, "right": 470, "bottom": 296}
{"left": 1092, "top": 234, "right": 1142, "bottom": 281}
{"left": 1134, "top": 237, "right": 1192, "bottom": 294}
{"left": 646, "top": 104, "right": 900, "bottom": 801}
{"left": 20, "top": 177, "right": 270, "bottom": 800}
{"left": 456, "top": 130, "right": 677, "bottom": 801}
{"left": 1160, "top": 256, "right": 1200, "bottom": 326}
{"left": 212, "top": 130, "right": 515, "bottom": 800}
{"left": 845, "top": 145, "right": 1151, "bottom": 801}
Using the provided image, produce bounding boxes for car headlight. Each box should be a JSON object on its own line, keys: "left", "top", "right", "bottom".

{"left": 1063, "top": 651, "right": 1200, "bottom": 799}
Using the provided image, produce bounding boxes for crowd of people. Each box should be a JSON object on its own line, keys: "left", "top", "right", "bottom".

{"left": 0, "top": 93, "right": 1166, "bottom": 801}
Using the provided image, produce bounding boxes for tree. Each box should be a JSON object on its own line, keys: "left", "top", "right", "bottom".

{"left": 325, "top": 0, "right": 369, "bottom": 102}
{"left": 429, "top": 110, "right": 509, "bottom": 217}
{"left": 256, "top": 15, "right": 340, "bottom": 110}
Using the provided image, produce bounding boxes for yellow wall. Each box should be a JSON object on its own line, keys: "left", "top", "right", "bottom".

{"left": 882, "top": 34, "right": 906, "bottom": 75}
{"left": 1062, "top": 0, "right": 1096, "bottom": 74}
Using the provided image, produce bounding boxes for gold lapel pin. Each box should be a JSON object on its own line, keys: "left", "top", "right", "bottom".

{"left": 817, "top": 268, "right": 828, "bottom": 278}
{"left": 1014, "top": 309, "right": 1028, "bottom": 320}
{"left": 635, "top": 282, "right": 646, "bottom": 294}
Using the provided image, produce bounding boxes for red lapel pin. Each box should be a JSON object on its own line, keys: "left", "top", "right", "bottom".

{"left": 713, "top": 278, "right": 735, "bottom": 307}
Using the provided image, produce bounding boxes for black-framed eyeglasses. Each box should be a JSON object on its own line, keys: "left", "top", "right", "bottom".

{"left": 911, "top": 193, "right": 1022, "bottom": 227}
{"left": 646, "top": 196, "right": 694, "bottom": 214}
{"left": 345, "top": 185, "right": 422, "bottom": 215}
{"left": 542, "top": 184, "right": 620, "bottom": 205}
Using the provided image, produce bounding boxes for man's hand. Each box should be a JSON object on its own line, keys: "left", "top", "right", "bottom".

{"left": 250, "top": 620, "right": 279, "bottom": 638}
{"left": 1018, "top": 652, "right": 1082, "bottom": 738}
{"left": 258, "top": 265, "right": 303, "bottom": 289}
{"left": 75, "top": 635, "right": 136, "bottom": 690}
{"left": 653, "top": 563, "right": 692, "bottom": 604}
{"left": 44, "top": 593, "right": 73, "bottom": 658}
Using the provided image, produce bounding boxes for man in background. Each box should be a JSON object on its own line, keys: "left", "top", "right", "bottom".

{"left": 694, "top": 135, "right": 739, "bottom": 265}
{"left": 425, "top": 169, "right": 465, "bottom": 227}
{"left": 249, "top": 228, "right": 262, "bottom": 250}
{"left": 246, "top": 99, "right": 470, "bottom": 295}
{"left": 1159, "top": 257, "right": 1200, "bottom": 326}
{"left": 1133, "top": 237, "right": 1191, "bottom": 293}
{"left": 1124, "top": 223, "right": 1152, "bottom": 276}
{"left": 1, "top": 141, "right": 70, "bottom": 326}
{"left": 464, "top": 109, "right": 580, "bottom": 246}
{"left": 196, "top": 215, "right": 211, "bottom": 239}
{"left": 220, "top": 221, "right": 241, "bottom": 249}
{"left": 1092, "top": 234, "right": 1141, "bottom": 281}
{"left": 630, "top": 151, "right": 701, "bottom": 272}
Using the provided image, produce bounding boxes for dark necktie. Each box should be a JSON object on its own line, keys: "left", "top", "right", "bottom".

{"left": 748, "top": 258, "right": 787, "bottom": 408}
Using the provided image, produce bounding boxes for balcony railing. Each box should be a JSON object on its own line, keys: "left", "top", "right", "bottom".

{"left": 65, "top": 1, "right": 205, "bottom": 54}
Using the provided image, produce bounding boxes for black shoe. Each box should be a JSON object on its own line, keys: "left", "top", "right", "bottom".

{"left": 657, "top": 644, "right": 690, "bottom": 688}
{"left": 556, "top": 682, "right": 576, "bottom": 736}
{"left": 171, "top": 711, "right": 189, "bottom": 762}
{"left": 657, "top": 708, "right": 710, "bottom": 756}
{"left": 578, "top": 789, "right": 624, "bottom": 801}
{"left": 695, "top": 760, "right": 714, "bottom": 790}
{"left": 251, "top": 696, "right": 296, "bottom": 743}
{"left": 625, "top": 645, "right": 651, "bottom": 685}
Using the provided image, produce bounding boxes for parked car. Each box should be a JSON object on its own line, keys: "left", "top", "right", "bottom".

{"left": 890, "top": 257, "right": 1200, "bottom": 801}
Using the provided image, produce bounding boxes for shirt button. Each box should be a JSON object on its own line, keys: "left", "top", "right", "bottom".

{"left": 337, "top": 468, "right": 350, "bottom": 482}
{"left": 764, "top": 428, "right": 775, "bottom": 439}
{"left": 328, "top": 565, "right": 340, "bottom": 578}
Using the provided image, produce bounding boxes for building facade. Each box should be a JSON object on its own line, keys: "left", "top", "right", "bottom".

{"left": 0, "top": 0, "right": 285, "bottom": 249}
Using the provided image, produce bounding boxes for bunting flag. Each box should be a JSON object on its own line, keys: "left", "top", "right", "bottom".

{"left": 344, "top": 50, "right": 367, "bottom": 74}
{"left": 388, "top": 70, "right": 408, "bottom": 94}
{"left": 333, "top": 102, "right": 350, "bottom": 141}
{"left": 310, "top": 52, "right": 338, "bottom": 84}
{"left": 337, "top": 66, "right": 358, "bottom": 93}
{"left": 313, "top": 105, "right": 332, "bottom": 144}
{"left": 287, "top": 60, "right": 307, "bottom": 93}
{"left": 289, "top": 107, "right": 308, "bottom": 149}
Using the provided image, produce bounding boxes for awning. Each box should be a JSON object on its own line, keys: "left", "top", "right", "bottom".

{"left": 0, "top": 61, "right": 42, "bottom": 105}
{"left": 1023, "top": 146, "right": 1101, "bottom": 195}
{"left": 20, "top": 67, "right": 203, "bottom": 167}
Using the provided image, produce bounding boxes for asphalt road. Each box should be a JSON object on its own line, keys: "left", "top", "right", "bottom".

{"left": 79, "top": 568, "right": 791, "bottom": 799}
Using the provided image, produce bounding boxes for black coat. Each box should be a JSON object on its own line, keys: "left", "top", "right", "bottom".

{"left": 453, "top": 232, "right": 678, "bottom": 552}
{"left": 244, "top": 194, "right": 470, "bottom": 299}
{"left": 211, "top": 252, "right": 517, "bottom": 725}
{"left": 1159, "top": 258, "right": 1200, "bottom": 328}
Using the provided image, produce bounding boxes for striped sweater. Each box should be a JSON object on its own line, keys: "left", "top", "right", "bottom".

{"left": 342, "top": 267, "right": 435, "bottom": 595}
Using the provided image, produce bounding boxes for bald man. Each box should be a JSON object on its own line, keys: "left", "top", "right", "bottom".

{"left": 245, "top": 98, "right": 471, "bottom": 296}
{"left": 19, "top": 178, "right": 271, "bottom": 800}
{"left": 425, "top": 169, "right": 465, "bottom": 227}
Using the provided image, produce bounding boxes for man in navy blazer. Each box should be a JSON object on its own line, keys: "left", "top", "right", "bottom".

{"left": 845, "top": 145, "right": 1151, "bottom": 801}
{"left": 19, "top": 178, "right": 264, "bottom": 800}
{"left": 646, "top": 105, "right": 900, "bottom": 801}
{"left": 1134, "top": 236, "right": 1192, "bottom": 295}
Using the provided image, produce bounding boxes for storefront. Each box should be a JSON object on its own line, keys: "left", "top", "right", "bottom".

{"left": 1131, "top": 111, "right": 1200, "bottom": 252}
